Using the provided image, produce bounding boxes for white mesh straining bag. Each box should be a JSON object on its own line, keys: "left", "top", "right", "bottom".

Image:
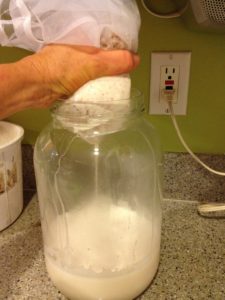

{"left": 0, "top": 0, "right": 140, "bottom": 52}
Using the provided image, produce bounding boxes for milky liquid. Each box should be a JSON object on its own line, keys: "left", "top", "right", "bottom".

{"left": 44, "top": 199, "right": 161, "bottom": 300}
{"left": 46, "top": 252, "right": 159, "bottom": 300}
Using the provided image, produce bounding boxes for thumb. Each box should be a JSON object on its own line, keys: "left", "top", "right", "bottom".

{"left": 96, "top": 50, "right": 140, "bottom": 77}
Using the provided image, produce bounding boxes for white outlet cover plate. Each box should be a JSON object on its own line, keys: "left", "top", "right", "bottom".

{"left": 149, "top": 52, "right": 191, "bottom": 115}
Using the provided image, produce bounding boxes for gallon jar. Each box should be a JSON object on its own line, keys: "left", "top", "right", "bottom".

{"left": 34, "top": 89, "right": 162, "bottom": 300}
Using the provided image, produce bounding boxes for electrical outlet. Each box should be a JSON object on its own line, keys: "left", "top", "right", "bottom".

{"left": 149, "top": 52, "right": 191, "bottom": 115}
{"left": 160, "top": 65, "right": 179, "bottom": 103}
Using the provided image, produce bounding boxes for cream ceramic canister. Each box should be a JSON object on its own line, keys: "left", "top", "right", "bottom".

{"left": 0, "top": 121, "right": 24, "bottom": 231}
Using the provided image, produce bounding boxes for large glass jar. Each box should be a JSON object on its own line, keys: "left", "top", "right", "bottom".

{"left": 34, "top": 89, "right": 162, "bottom": 300}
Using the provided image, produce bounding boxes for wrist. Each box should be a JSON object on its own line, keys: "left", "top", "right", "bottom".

{"left": 15, "top": 55, "right": 61, "bottom": 107}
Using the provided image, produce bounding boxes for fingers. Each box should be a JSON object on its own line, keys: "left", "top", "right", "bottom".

{"left": 40, "top": 44, "right": 140, "bottom": 77}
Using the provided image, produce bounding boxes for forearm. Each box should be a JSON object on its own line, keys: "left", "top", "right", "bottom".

{"left": 0, "top": 57, "right": 59, "bottom": 120}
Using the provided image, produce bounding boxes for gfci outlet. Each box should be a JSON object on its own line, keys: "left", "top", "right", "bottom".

{"left": 159, "top": 66, "right": 179, "bottom": 103}
{"left": 149, "top": 52, "right": 191, "bottom": 115}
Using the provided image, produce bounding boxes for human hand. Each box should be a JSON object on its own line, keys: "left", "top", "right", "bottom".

{"left": 0, "top": 44, "right": 139, "bottom": 119}
{"left": 26, "top": 44, "right": 140, "bottom": 107}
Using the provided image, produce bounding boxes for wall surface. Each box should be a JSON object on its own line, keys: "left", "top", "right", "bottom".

{"left": 1, "top": 1, "right": 225, "bottom": 153}
{"left": 133, "top": 1, "right": 225, "bottom": 154}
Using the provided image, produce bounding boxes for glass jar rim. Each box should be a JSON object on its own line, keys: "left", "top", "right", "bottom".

{"left": 52, "top": 88, "right": 144, "bottom": 120}
{"left": 51, "top": 88, "right": 144, "bottom": 139}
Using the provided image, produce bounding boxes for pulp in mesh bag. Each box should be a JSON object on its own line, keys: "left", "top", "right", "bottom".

{"left": 55, "top": 75, "right": 132, "bottom": 142}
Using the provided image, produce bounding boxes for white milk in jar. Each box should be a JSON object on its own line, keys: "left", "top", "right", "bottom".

{"left": 44, "top": 197, "right": 160, "bottom": 300}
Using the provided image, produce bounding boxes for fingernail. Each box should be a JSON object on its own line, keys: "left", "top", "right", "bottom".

{"left": 133, "top": 54, "right": 140, "bottom": 66}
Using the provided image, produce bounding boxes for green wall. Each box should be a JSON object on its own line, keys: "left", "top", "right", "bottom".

{"left": 133, "top": 2, "right": 225, "bottom": 154}
{"left": 1, "top": 2, "right": 225, "bottom": 153}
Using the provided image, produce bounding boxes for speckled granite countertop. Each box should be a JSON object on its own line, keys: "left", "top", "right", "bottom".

{"left": 0, "top": 196, "right": 224, "bottom": 300}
